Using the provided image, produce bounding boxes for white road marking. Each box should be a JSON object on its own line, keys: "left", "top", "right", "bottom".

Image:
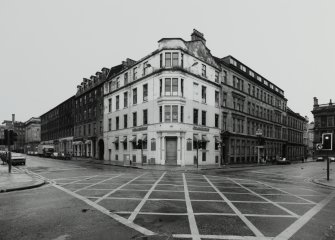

{"left": 203, "top": 175, "right": 264, "bottom": 238}
{"left": 256, "top": 180, "right": 316, "bottom": 204}
{"left": 227, "top": 178, "right": 300, "bottom": 218}
{"left": 172, "top": 234, "right": 273, "bottom": 240}
{"left": 183, "top": 173, "right": 201, "bottom": 240}
{"left": 52, "top": 183, "right": 155, "bottom": 236}
{"left": 94, "top": 173, "right": 148, "bottom": 203}
{"left": 73, "top": 174, "right": 123, "bottom": 193}
{"left": 274, "top": 191, "right": 335, "bottom": 240}
{"left": 128, "top": 172, "right": 166, "bottom": 222}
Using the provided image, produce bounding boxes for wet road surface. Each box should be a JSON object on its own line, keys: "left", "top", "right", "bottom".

{"left": 1, "top": 156, "right": 335, "bottom": 240}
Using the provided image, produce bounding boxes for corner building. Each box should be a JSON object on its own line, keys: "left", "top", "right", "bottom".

{"left": 103, "top": 30, "right": 221, "bottom": 166}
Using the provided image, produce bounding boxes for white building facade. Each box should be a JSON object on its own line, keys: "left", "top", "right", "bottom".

{"left": 103, "top": 31, "right": 222, "bottom": 166}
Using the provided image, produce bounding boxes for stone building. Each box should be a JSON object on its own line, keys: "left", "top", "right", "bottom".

{"left": 73, "top": 65, "right": 129, "bottom": 159}
{"left": 24, "top": 117, "right": 41, "bottom": 153}
{"left": 103, "top": 30, "right": 224, "bottom": 166}
{"left": 40, "top": 96, "right": 75, "bottom": 155}
{"left": 2, "top": 119, "right": 25, "bottom": 153}
{"left": 312, "top": 97, "right": 335, "bottom": 158}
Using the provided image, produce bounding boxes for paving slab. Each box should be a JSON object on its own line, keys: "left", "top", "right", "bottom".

{"left": 191, "top": 201, "right": 234, "bottom": 214}
{"left": 233, "top": 202, "right": 289, "bottom": 215}
{"left": 99, "top": 198, "right": 141, "bottom": 212}
{"left": 141, "top": 200, "right": 187, "bottom": 213}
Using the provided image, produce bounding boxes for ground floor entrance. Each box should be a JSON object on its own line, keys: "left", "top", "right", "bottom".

{"left": 165, "top": 137, "right": 177, "bottom": 165}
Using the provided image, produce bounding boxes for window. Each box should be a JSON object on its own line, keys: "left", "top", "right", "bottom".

{"left": 116, "top": 77, "right": 120, "bottom": 88}
{"left": 215, "top": 91, "right": 219, "bottom": 107}
{"left": 215, "top": 71, "right": 219, "bottom": 83}
{"left": 240, "top": 65, "right": 246, "bottom": 72}
{"left": 222, "top": 70, "right": 227, "bottom": 84}
{"left": 252, "top": 86, "right": 255, "bottom": 96}
{"left": 222, "top": 114, "right": 227, "bottom": 130}
{"left": 202, "top": 152, "right": 206, "bottom": 162}
{"left": 133, "top": 67, "right": 137, "bottom": 80}
{"left": 180, "top": 106, "right": 184, "bottom": 123}
{"left": 143, "top": 61, "right": 148, "bottom": 76}
{"left": 123, "top": 137, "right": 127, "bottom": 150}
{"left": 172, "top": 106, "right": 178, "bottom": 122}
{"left": 202, "top": 64, "right": 206, "bottom": 77}
{"left": 93, "top": 123, "right": 96, "bottom": 134}
{"left": 116, "top": 95, "right": 119, "bottom": 110}
{"left": 151, "top": 138, "right": 156, "bottom": 151}
{"left": 143, "top": 84, "right": 148, "bottom": 101}
{"left": 124, "top": 114, "right": 127, "bottom": 128}
{"left": 124, "top": 72, "right": 128, "bottom": 85}
{"left": 160, "top": 54, "right": 163, "bottom": 68}
{"left": 201, "top": 111, "right": 206, "bottom": 126}
{"left": 193, "top": 109, "right": 198, "bottom": 125}
{"left": 165, "top": 78, "right": 171, "bottom": 96}
{"left": 116, "top": 116, "right": 119, "bottom": 130}
{"left": 165, "top": 105, "right": 171, "bottom": 122}
{"left": 222, "top": 92, "right": 227, "bottom": 107}
{"left": 181, "top": 53, "right": 184, "bottom": 68}
{"left": 233, "top": 97, "right": 244, "bottom": 112}
{"left": 124, "top": 92, "right": 128, "bottom": 108}
{"left": 133, "top": 112, "right": 137, "bottom": 127}
{"left": 159, "top": 79, "right": 162, "bottom": 97}
{"left": 108, "top": 118, "right": 111, "bottom": 131}
{"left": 159, "top": 106, "right": 162, "bottom": 123}
{"left": 172, "top": 78, "right": 178, "bottom": 96}
{"left": 165, "top": 53, "right": 171, "bottom": 67}
{"left": 201, "top": 86, "right": 206, "bottom": 103}
{"left": 249, "top": 71, "right": 255, "bottom": 77}
{"left": 181, "top": 79, "right": 184, "bottom": 97}
{"left": 143, "top": 109, "right": 148, "bottom": 125}
{"left": 172, "top": 53, "right": 178, "bottom": 67}
{"left": 100, "top": 120, "right": 102, "bottom": 133}
{"left": 133, "top": 88, "right": 137, "bottom": 105}
{"left": 215, "top": 114, "right": 219, "bottom": 128}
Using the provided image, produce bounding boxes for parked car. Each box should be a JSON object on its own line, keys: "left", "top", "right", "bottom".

{"left": 275, "top": 157, "right": 291, "bottom": 165}
{"left": 316, "top": 157, "right": 325, "bottom": 161}
{"left": 329, "top": 157, "right": 335, "bottom": 162}
{"left": 10, "top": 153, "right": 26, "bottom": 165}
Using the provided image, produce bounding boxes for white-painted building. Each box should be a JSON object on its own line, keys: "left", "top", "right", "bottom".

{"left": 103, "top": 30, "right": 221, "bottom": 166}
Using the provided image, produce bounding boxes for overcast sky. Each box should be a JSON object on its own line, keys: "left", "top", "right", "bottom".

{"left": 1, "top": 0, "right": 334, "bottom": 123}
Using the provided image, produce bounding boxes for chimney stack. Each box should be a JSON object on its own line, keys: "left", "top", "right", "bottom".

{"left": 313, "top": 97, "right": 319, "bottom": 107}
{"left": 191, "top": 29, "right": 206, "bottom": 45}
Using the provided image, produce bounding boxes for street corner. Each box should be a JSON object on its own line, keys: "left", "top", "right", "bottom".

{"left": 0, "top": 171, "right": 45, "bottom": 193}
{"left": 312, "top": 176, "right": 335, "bottom": 189}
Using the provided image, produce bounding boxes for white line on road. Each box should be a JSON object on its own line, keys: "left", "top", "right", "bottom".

{"left": 128, "top": 172, "right": 166, "bottom": 222}
{"left": 227, "top": 178, "right": 300, "bottom": 218}
{"left": 52, "top": 183, "right": 155, "bottom": 236}
{"left": 256, "top": 180, "right": 316, "bottom": 204}
{"left": 274, "top": 191, "right": 335, "bottom": 240}
{"left": 94, "top": 173, "right": 148, "bottom": 203}
{"left": 203, "top": 175, "right": 264, "bottom": 238}
{"left": 172, "top": 234, "right": 273, "bottom": 240}
{"left": 60, "top": 175, "right": 101, "bottom": 186}
{"left": 73, "top": 174, "right": 123, "bottom": 193}
{"left": 183, "top": 173, "right": 201, "bottom": 240}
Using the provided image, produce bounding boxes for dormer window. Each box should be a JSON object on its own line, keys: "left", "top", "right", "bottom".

{"left": 257, "top": 76, "right": 262, "bottom": 81}
{"left": 172, "top": 53, "right": 179, "bottom": 67}
{"left": 249, "top": 71, "right": 255, "bottom": 77}
{"left": 240, "top": 65, "right": 246, "bottom": 72}
{"left": 230, "top": 58, "right": 237, "bottom": 66}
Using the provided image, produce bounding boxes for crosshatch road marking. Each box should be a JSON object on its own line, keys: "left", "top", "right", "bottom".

{"left": 26, "top": 168, "right": 334, "bottom": 240}
{"left": 128, "top": 172, "right": 166, "bottom": 222}
{"left": 255, "top": 180, "right": 317, "bottom": 204}
{"left": 183, "top": 173, "right": 201, "bottom": 240}
{"left": 203, "top": 175, "right": 264, "bottom": 238}
{"left": 74, "top": 174, "right": 123, "bottom": 193}
{"left": 228, "top": 177, "right": 300, "bottom": 218}
{"left": 94, "top": 173, "right": 148, "bottom": 203}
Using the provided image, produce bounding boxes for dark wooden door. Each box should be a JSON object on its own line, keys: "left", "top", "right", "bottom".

{"left": 165, "top": 137, "right": 177, "bottom": 165}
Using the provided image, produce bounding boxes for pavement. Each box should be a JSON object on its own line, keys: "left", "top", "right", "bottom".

{"left": 0, "top": 163, "right": 45, "bottom": 192}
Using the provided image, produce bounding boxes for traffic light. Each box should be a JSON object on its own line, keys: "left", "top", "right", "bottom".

{"left": 4, "top": 130, "right": 9, "bottom": 145}
{"left": 322, "top": 133, "right": 333, "bottom": 150}
{"left": 137, "top": 139, "right": 142, "bottom": 149}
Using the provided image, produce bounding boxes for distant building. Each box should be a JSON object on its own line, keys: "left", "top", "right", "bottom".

{"left": 2, "top": 119, "right": 25, "bottom": 153}
{"left": 24, "top": 117, "right": 41, "bottom": 153}
{"left": 311, "top": 97, "right": 335, "bottom": 158}
{"left": 307, "top": 122, "right": 314, "bottom": 156}
{"left": 40, "top": 96, "right": 75, "bottom": 155}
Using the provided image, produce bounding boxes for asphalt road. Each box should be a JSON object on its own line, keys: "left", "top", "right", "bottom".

{"left": 1, "top": 156, "right": 335, "bottom": 240}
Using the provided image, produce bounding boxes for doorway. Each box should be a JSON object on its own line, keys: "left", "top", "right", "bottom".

{"left": 165, "top": 137, "right": 177, "bottom": 165}
{"left": 98, "top": 139, "right": 104, "bottom": 160}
